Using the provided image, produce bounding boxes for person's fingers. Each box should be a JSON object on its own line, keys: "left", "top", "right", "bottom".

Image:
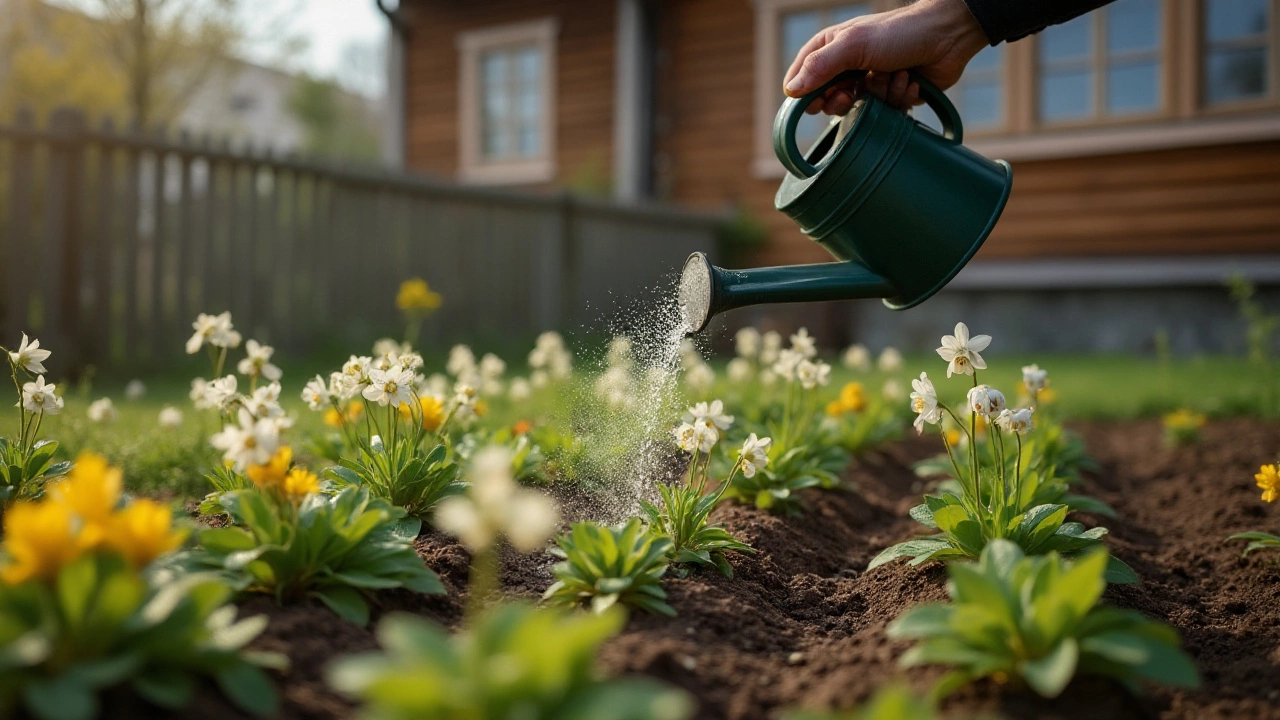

{"left": 904, "top": 82, "right": 921, "bottom": 107}
{"left": 784, "top": 31, "right": 833, "bottom": 94}
{"left": 785, "top": 24, "right": 871, "bottom": 97}
{"left": 824, "top": 88, "right": 856, "bottom": 117}
{"left": 886, "top": 70, "right": 910, "bottom": 109}
{"left": 864, "top": 70, "right": 890, "bottom": 102}
{"left": 804, "top": 96, "right": 826, "bottom": 115}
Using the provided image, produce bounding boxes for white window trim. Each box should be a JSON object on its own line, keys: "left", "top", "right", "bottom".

{"left": 457, "top": 18, "right": 559, "bottom": 185}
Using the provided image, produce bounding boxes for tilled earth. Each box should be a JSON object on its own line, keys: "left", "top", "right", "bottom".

{"left": 121, "top": 419, "right": 1280, "bottom": 719}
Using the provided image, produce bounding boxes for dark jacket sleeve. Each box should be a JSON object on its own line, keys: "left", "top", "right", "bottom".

{"left": 960, "top": 0, "right": 1119, "bottom": 45}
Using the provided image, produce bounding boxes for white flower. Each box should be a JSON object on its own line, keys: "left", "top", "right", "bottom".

{"left": 692, "top": 419, "right": 718, "bottom": 452}
{"left": 186, "top": 312, "right": 240, "bottom": 354}
{"left": 87, "top": 397, "right": 116, "bottom": 423}
{"left": 19, "top": 376, "right": 62, "bottom": 415}
{"left": 773, "top": 348, "right": 803, "bottom": 381}
{"left": 607, "top": 337, "right": 634, "bottom": 368}
{"left": 882, "top": 379, "right": 905, "bottom": 402}
{"left": 673, "top": 422, "right": 699, "bottom": 453}
{"left": 504, "top": 491, "right": 560, "bottom": 552}
{"left": 236, "top": 340, "right": 282, "bottom": 381}
{"left": 739, "top": 433, "right": 772, "bottom": 478}
{"left": 434, "top": 498, "right": 488, "bottom": 550}
{"left": 210, "top": 409, "right": 281, "bottom": 471}
{"left": 509, "top": 377, "right": 532, "bottom": 402}
{"left": 301, "top": 375, "right": 330, "bottom": 411}
{"left": 373, "top": 338, "right": 407, "bottom": 358}
{"left": 910, "top": 372, "right": 942, "bottom": 434}
{"left": 479, "top": 353, "right": 506, "bottom": 380}
{"left": 244, "top": 382, "right": 285, "bottom": 420}
{"left": 688, "top": 399, "right": 733, "bottom": 431}
{"left": 158, "top": 406, "right": 183, "bottom": 428}
{"left": 595, "top": 366, "right": 633, "bottom": 407}
{"left": 735, "top": 327, "right": 761, "bottom": 359}
{"left": 758, "top": 369, "right": 778, "bottom": 387}
{"left": 547, "top": 352, "right": 573, "bottom": 380}
{"left": 1022, "top": 364, "right": 1048, "bottom": 394}
{"left": 936, "top": 322, "right": 990, "bottom": 377}
{"left": 395, "top": 351, "right": 425, "bottom": 373}
{"left": 364, "top": 366, "right": 416, "bottom": 408}
{"left": 966, "top": 384, "right": 1007, "bottom": 419}
{"left": 685, "top": 362, "right": 715, "bottom": 393}
{"left": 339, "top": 356, "right": 373, "bottom": 399}
{"left": 189, "top": 378, "right": 212, "bottom": 410}
{"left": 790, "top": 327, "right": 817, "bottom": 358}
{"left": 996, "top": 407, "right": 1034, "bottom": 434}
{"left": 878, "top": 347, "right": 903, "bottom": 373}
{"left": 796, "top": 360, "right": 830, "bottom": 390}
{"left": 435, "top": 446, "right": 560, "bottom": 553}
{"left": 530, "top": 370, "right": 549, "bottom": 389}
{"left": 205, "top": 375, "right": 240, "bottom": 412}
{"left": 9, "top": 333, "right": 50, "bottom": 374}
{"left": 726, "top": 358, "right": 753, "bottom": 383}
{"left": 842, "top": 344, "right": 870, "bottom": 372}
{"left": 124, "top": 379, "right": 147, "bottom": 401}
{"left": 447, "top": 345, "right": 476, "bottom": 378}
{"left": 452, "top": 383, "right": 479, "bottom": 421}
{"left": 760, "top": 331, "right": 783, "bottom": 365}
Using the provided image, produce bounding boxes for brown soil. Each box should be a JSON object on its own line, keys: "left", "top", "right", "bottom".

{"left": 109, "top": 419, "right": 1280, "bottom": 719}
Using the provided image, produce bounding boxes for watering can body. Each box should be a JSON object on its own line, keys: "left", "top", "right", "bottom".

{"left": 679, "top": 71, "right": 1013, "bottom": 333}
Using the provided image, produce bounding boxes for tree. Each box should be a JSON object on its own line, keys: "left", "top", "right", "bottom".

{"left": 287, "top": 75, "right": 382, "bottom": 162}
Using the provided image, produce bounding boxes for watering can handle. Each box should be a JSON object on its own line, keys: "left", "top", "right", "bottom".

{"left": 773, "top": 70, "right": 964, "bottom": 179}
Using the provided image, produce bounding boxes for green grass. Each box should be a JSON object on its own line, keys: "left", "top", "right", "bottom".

{"left": 0, "top": 352, "right": 1270, "bottom": 503}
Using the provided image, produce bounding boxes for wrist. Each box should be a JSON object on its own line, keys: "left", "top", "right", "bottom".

{"left": 925, "top": 0, "right": 990, "bottom": 60}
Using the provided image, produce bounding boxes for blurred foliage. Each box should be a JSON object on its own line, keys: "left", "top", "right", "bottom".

{"left": 287, "top": 75, "right": 382, "bottom": 162}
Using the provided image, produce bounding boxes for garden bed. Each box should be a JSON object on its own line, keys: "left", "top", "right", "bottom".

{"left": 130, "top": 418, "right": 1280, "bottom": 720}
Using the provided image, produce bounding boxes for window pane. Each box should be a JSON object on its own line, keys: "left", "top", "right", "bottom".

{"left": 1206, "top": 0, "right": 1270, "bottom": 41}
{"left": 1040, "top": 69, "right": 1093, "bottom": 120}
{"left": 968, "top": 44, "right": 1004, "bottom": 73}
{"left": 1040, "top": 14, "right": 1093, "bottom": 62}
{"left": 781, "top": 11, "right": 822, "bottom": 76}
{"left": 960, "top": 81, "right": 1003, "bottom": 127}
{"left": 1107, "top": 0, "right": 1160, "bottom": 53}
{"left": 1205, "top": 47, "right": 1270, "bottom": 103}
{"left": 1106, "top": 61, "right": 1159, "bottom": 113}
{"left": 830, "top": 4, "right": 872, "bottom": 23}
{"left": 481, "top": 52, "right": 507, "bottom": 158}
{"left": 912, "top": 103, "right": 942, "bottom": 133}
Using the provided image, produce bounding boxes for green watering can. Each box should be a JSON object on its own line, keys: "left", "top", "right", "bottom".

{"left": 679, "top": 70, "right": 1013, "bottom": 333}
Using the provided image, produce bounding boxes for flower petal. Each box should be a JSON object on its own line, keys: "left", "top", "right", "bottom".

{"left": 967, "top": 334, "right": 992, "bottom": 352}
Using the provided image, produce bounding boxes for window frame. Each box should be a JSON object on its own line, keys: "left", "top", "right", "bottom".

{"left": 456, "top": 18, "right": 559, "bottom": 185}
{"left": 1195, "top": 0, "right": 1280, "bottom": 111}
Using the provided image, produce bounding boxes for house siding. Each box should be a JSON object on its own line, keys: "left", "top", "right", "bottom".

{"left": 403, "top": 0, "right": 616, "bottom": 189}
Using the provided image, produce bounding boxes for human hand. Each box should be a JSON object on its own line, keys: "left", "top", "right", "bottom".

{"left": 782, "top": 0, "right": 989, "bottom": 115}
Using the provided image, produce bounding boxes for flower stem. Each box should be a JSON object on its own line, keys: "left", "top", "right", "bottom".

{"left": 466, "top": 544, "right": 500, "bottom": 621}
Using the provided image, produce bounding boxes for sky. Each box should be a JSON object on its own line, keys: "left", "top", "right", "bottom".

{"left": 53, "top": 0, "right": 392, "bottom": 98}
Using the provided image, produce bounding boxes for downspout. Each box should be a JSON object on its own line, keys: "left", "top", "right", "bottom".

{"left": 613, "top": 0, "right": 655, "bottom": 200}
{"left": 375, "top": 0, "right": 408, "bottom": 168}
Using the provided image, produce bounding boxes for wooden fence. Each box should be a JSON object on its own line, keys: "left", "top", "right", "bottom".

{"left": 0, "top": 107, "right": 724, "bottom": 371}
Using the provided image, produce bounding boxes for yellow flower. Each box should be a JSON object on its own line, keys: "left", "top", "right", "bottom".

{"left": 396, "top": 278, "right": 443, "bottom": 312}
{"left": 104, "top": 500, "right": 187, "bottom": 570}
{"left": 347, "top": 401, "right": 365, "bottom": 421}
{"left": 1, "top": 501, "right": 81, "bottom": 585}
{"left": 327, "top": 401, "right": 364, "bottom": 428}
{"left": 944, "top": 429, "right": 962, "bottom": 447}
{"left": 247, "top": 446, "right": 292, "bottom": 490}
{"left": 825, "top": 399, "right": 845, "bottom": 418}
{"left": 1163, "top": 408, "right": 1206, "bottom": 431}
{"left": 49, "top": 452, "right": 124, "bottom": 547}
{"left": 838, "top": 382, "right": 866, "bottom": 413}
{"left": 1257, "top": 464, "right": 1280, "bottom": 504}
{"left": 420, "top": 395, "right": 446, "bottom": 431}
{"left": 1038, "top": 387, "right": 1058, "bottom": 405}
{"left": 283, "top": 468, "right": 320, "bottom": 502}
{"left": 474, "top": 399, "right": 489, "bottom": 418}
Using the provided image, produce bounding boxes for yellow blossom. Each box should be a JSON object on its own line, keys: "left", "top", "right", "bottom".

{"left": 396, "top": 278, "right": 443, "bottom": 312}
{"left": 324, "top": 408, "right": 343, "bottom": 427}
{"left": 1038, "top": 388, "right": 1058, "bottom": 405}
{"left": 825, "top": 400, "right": 845, "bottom": 418}
{"left": 475, "top": 399, "right": 489, "bottom": 418}
{"left": 283, "top": 468, "right": 320, "bottom": 502}
{"left": 49, "top": 452, "right": 123, "bottom": 547}
{"left": 104, "top": 500, "right": 187, "bottom": 570}
{"left": 838, "top": 382, "right": 866, "bottom": 413}
{"left": 1, "top": 501, "right": 81, "bottom": 585}
{"left": 1257, "top": 464, "right": 1279, "bottom": 504}
{"left": 247, "top": 446, "right": 292, "bottom": 490}
{"left": 944, "top": 429, "right": 962, "bottom": 447}
{"left": 1163, "top": 408, "right": 1206, "bottom": 431}
{"left": 420, "top": 395, "right": 446, "bottom": 431}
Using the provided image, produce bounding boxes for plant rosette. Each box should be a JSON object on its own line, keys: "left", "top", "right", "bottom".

{"left": 887, "top": 540, "right": 1198, "bottom": 700}
{"left": 328, "top": 602, "right": 692, "bottom": 720}
{"left": 0, "top": 333, "right": 71, "bottom": 506}
{"left": 183, "top": 484, "right": 443, "bottom": 625}
{"left": 0, "top": 453, "right": 283, "bottom": 720}
{"left": 544, "top": 518, "right": 675, "bottom": 617}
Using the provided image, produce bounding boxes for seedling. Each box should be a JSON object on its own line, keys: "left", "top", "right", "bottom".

{"left": 545, "top": 518, "right": 675, "bottom": 616}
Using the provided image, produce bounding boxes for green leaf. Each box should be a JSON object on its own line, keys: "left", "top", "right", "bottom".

{"left": 886, "top": 604, "right": 953, "bottom": 639}
{"left": 314, "top": 586, "right": 370, "bottom": 626}
{"left": 198, "top": 527, "right": 259, "bottom": 554}
{"left": 57, "top": 556, "right": 99, "bottom": 626}
{"left": 215, "top": 662, "right": 279, "bottom": 718}
{"left": 24, "top": 675, "right": 96, "bottom": 720}
{"left": 1103, "top": 556, "right": 1139, "bottom": 585}
{"left": 1020, "top": 639, "right": 1079, "bottom": 698}
{"left": 868, "top": 537, "right": 953, "bottom": 569}
{"left": 132, "top": 670, "right": 195, "bottom": 710}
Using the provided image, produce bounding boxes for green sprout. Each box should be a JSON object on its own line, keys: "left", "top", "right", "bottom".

{"left": 544, "top": 518, "right": 675, "bottom": 616}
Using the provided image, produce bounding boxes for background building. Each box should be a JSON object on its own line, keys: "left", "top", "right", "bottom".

{"left": 387, "top": 0, "right": 1280, "bottom": 353}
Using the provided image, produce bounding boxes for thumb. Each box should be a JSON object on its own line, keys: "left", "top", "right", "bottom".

{"left": 785, "top": 26, "right": 869, "bottom": 97}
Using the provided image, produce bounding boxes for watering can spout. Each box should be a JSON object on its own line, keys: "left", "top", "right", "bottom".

{"left": 678, "top": 253, "right": 893, "bottom": 333}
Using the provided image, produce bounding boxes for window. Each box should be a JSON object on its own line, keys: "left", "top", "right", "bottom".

{"left": 457, "top": 19, "right": 558, "bottom": 184}
{"left": 914, "top": 44, "right": 1006, "bottom": 134}
{"left": 1203, "top": 0, "right": 1273, "bottom": 105}
{"left": 1037, "top": 0, "right": 1163, "bottom": 123}
{"left": 779, "top": 4, "right": 874, "bottom": 149}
